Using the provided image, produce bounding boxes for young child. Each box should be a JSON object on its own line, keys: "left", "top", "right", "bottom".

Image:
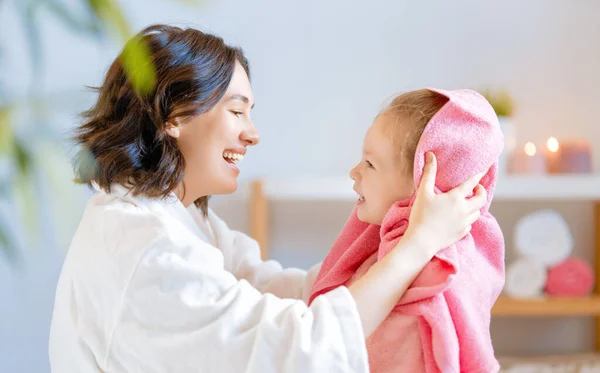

{"left": 309, "top": 88, "right": 505, "bottom": 373}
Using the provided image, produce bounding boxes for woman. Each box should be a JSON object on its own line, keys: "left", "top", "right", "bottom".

{"left": 49, "top": 24, "right": 487, "bottom": 373}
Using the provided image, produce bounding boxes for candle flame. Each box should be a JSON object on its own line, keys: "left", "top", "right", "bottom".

{"left": 547, "top": 137, "right": 559, "bottom": 153}
{"left": 524, "top": 142, "right": 536, "bottom": 156}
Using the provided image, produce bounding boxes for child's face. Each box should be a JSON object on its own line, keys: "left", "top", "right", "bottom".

{"left": 350, "top": 114, "right": 415, "bottom": 225}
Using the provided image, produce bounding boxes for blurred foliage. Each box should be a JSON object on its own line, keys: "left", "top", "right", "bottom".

{"left": 0, "top": 0, "right": 203, "bottom": 261}
{"left": 0, "top": 107, "right": 13, "bottom": 155}
{"left": 0, "top": 227, "right": 9, "bottom": 259}
{"left": 16, "top": 0, "right": 156, "bottom": 93}
{"left": 481, "top": 89, "right": 515, "bottom": 117}
{"left": 121, "top": 33, "right": 157, "bottom": 95}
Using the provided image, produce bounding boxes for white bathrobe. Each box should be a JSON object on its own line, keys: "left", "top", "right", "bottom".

{"left": 48, "top": 184, "right": 368, "bottom": 373}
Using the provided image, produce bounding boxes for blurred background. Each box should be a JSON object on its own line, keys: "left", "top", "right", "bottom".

{"left": 1, "top": 0, "right": 600, "bottom": 371}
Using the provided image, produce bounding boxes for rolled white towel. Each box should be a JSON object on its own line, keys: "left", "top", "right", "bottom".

{"left": 504, "top": 257, "right": 547, "bottom": 298}
{"left": 514, "top": 209, "right": 573, "bottom": 267}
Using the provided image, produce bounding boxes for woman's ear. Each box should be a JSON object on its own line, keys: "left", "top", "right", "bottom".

{"left": 165, "top": 118, "right": 182, "bottom": 138}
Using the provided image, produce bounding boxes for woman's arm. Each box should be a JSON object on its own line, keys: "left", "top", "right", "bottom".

{"left": 348, "top": 152, "right": 486, "bottom": 337}
{"left": 206, "top": 210, "right": 321, "bottom": 302}
{"left": 112, "top": 233, "right": 368, "bottom": 373}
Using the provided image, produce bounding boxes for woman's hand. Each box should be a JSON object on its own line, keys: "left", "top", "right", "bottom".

{"left": 403, "top": 152, "right": 487, "bottom": 258}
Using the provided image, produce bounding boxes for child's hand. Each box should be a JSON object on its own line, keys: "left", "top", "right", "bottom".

{"left": 403, "top": 152, "right": 487, "bottom": 258}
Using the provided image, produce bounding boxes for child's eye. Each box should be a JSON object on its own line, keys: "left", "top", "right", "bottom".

{"left": 365, "top": 160, "right": 374, "bottom": 169}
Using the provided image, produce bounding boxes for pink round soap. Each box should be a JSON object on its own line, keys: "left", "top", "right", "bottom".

{"left": 545, "top": 257, "right": 594, "bottom": 296}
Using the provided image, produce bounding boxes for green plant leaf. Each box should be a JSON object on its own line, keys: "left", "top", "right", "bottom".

{"left": 21, "top": 1, "right": 44, "bottom": 87}
{"left": 36, "top": 140, "right": 88, "bottom": 251}
{"left": 0, "top": 107, "right": 13, "bottom": 155}
{"left": 87, "top": 0, "right": 131, "bottom": 40}
{"left": 43, "top": 0, "right": 104, "bottom": 35}
{"left": 14, "top": 140, "right": 33, "bottom": 178}
{"left": 120, "top": 36, "right": 156, "bottom": 96}
{"left": 12, "top": 141, "right": 38, "bottom": 250}
{"left": 481, "top": 89, "right": 515, "bottom": 117}
{"left": 85, "top": 0, "right": 156, "bottom": 95}
{"left": 0, "top": 225, "right": 14, "bottom": 261}
{"left": 0, "top": 226, "right": 8, "bottom": 247}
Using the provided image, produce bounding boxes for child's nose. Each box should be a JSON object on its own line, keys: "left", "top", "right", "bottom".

{"left": 349, "top": 165, "right": 358, "bottom": 181}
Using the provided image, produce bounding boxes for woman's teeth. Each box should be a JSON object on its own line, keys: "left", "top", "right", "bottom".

{"left": 223, "top": 152, "right": 244, "bottom": 163}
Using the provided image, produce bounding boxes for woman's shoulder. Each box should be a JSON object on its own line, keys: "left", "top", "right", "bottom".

{"left": 67, "top": 189, "right": 223, "bottom": 284}
{"left": 67, "top": 191, "right": 169, "bottom": 271}
{"left": 57, "top": 192, "right": 174, "bottom": 322}
{"left": 83, "top": 190, "right": 168, "bottom": 237}
{"left": 74, "top": 188, "right": 205, "bottom": 265}
{"left": 79, "top": 189, "right": 224, "bottom": 255}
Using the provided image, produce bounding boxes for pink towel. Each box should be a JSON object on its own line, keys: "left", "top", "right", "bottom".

{"left": 545, "top": 257, "right": 594, "bottom": 296}
{"left": 309, "top": 88, "right": 505, "bottom": 373}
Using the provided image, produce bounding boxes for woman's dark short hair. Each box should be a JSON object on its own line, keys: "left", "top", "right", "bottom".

{"left": 73, "top": 24, "right": 249, "bottom": 215}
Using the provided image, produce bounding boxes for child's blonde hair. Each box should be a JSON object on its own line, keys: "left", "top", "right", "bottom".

{"left": 382, "top": 89, "right": 448, "bottom": 174}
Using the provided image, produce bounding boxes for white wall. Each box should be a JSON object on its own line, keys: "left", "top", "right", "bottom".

{"left": 1, "top": 0, "right": 599, "bottom": 371}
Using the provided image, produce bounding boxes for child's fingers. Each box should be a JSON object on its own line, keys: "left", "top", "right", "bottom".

{"left": 452, "top": 171, "right": 485, "bottom": 198}
{"left": 417, "top": 152, "right": 437, "bottom": 197}
{"left": 466, "top": 184, "right": 487, "bottom": 212}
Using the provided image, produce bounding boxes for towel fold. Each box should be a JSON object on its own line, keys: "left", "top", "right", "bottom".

{"left": 309, "top": 88, "right": 505, "bottom": 373}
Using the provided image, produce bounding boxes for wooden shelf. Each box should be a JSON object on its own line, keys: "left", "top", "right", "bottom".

{"left": 258, "top": 175, "right": 600, "bottom": 201}
{"left": 495, "top": 175, "right": 600, "bottom": 200}
{"left": 492, "top": 296, "right": 600, "bottom": 317}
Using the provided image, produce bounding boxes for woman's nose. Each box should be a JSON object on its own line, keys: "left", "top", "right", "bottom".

{"left": 241, "top": 121, "right": 260, "bottom": 146}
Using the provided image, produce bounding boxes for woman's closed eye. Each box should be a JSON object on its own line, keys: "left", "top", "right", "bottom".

{"left": 230, "top": 110, "right": 244, "bottom": 118}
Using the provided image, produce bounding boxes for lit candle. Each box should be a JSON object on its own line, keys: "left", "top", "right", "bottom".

{"left": 545, "top": 137, "right": 561, "bottom": 173}
{"left": 547, "top": 137, "right": 559, "bottom": 152}
{"left": 545, "top": 137, "right": 592, "bottom": 174}
{"left": 524, "top": 142, "right": 536, "bottom": 157}
{"left": 508, "top": 142, "right": 547, "bottom": 175}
